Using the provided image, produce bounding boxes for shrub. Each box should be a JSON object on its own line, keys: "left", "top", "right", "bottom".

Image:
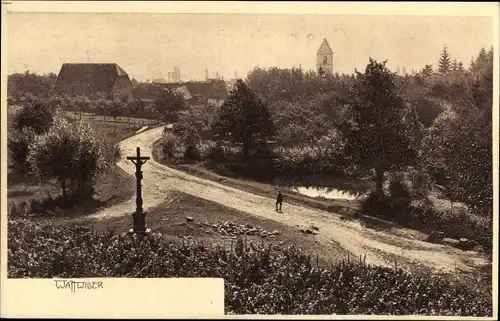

{"left": 183, "top": 145, "right": 201, "bottom": 162}
{"left": 8, "top": 128, "right": 36, "bottom": 172}
{"left": 388, "top": 172, "right": 412, "bottom": 199}
{"left": 207, "top": 142, "right": 226, "bottom": 162}
{"left": 7, "top": 219, "right": 492, "bottom": 316}
{"left": 410, "top": 170, "right": 432, "bottom": 199}
{"left": 161, "top": 132, "right": 179, "bottom": 159}
{"left": 27, "top": 115, "right": 109, "bottom": 199}
{"left": 13, "top": 100, "right": 54, "bottom": 134}
{"left": 360, "top": 192, "right": 394, "bottom": 220}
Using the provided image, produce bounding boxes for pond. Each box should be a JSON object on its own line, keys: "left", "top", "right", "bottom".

{"left": 291, "top": 186, "right": 361, "bottom": 200}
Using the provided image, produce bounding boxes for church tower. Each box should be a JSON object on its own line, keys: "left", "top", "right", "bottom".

{"left": 316, "top": 38, "right": 333, "bottom": 75}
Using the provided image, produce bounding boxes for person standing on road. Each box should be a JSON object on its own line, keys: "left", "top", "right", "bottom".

{"left": 276, "top": 190, "right": 284, "bottom": 211}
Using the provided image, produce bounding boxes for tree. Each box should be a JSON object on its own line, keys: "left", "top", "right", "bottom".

{"left": 212, "top": 80, "right": 275, "bottom": 163}
{"left": 107, "top": 99, "right": 126, "bottom": 132}
{"left": 341, "top": 58, "right": 420, "bottom": 195}
{"left": 318, "top": 66, "right": 325, "bottom": 77}
{"left": 173, "top": 103, "right": 218, "bottom": 147}
{"left": 438, "top": 46, "right": 452, "bottom": 74}
{"left": 451, "top": 59, "right": 458, "bottom": 73}
{"left": 269, "top": 100, "right": 329, "bottom": 148}
{"left": 421, "top": 64, "right": 433, "bottom": 78}
{"left": 155, "top": 88, "right": 187, "bottom": 122}
{"left": 27, "top": 115, "right": 107, "bottom": 198}
{"left": 13, "top": 100, "right": 54, "bottom": 134}
{"left": 7, "top": 71, "right": 57, "bottom": 100}
{"left": 421, "top": 54, "right": 492, "bottom": 214}
{"left": 470, "top": 47, "right": 493, "bottom": 76}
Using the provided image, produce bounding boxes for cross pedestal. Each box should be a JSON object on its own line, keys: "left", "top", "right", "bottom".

{"left": 127, "top": 147, "right": 151, "bottom": 235}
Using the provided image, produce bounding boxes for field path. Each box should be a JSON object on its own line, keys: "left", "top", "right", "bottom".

{"left": 88, "top": 126, "right": 488, "bottom": 274}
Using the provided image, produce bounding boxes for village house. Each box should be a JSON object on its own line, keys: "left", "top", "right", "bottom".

{"left": 52, "top": 63, "right": 134, "bottom": 101}
{"left": 170, "top": 79, "right": 228, "bottom": 107}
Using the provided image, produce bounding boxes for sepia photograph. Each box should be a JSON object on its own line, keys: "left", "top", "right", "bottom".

{"left": 1, "top": 1, "right": 498, "bottom": 318}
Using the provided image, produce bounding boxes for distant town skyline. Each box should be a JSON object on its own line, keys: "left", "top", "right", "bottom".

{"left": 6, "top": 13, "right": 494, "bottom": 82}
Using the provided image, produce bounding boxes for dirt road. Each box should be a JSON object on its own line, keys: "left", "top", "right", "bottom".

{"left": 88, "top": 126, "right": 489, "bottom": 274}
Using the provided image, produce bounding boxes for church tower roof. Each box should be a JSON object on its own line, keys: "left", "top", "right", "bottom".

{"left": 317, "top": 38, "right": 333, "bottom": 55}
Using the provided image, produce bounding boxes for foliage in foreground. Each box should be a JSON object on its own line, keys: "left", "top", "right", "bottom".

{"left": 8, "top": 219, "right": 491, "bottom": 316}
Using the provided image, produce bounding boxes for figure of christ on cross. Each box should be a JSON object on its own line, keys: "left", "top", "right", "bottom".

{"left": 127, "top": 147, "right": 151, "bottom": 234}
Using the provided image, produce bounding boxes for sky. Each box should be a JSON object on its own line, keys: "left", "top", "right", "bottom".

{"left": 6, "top": 13, "right": 494, "bottom": 82}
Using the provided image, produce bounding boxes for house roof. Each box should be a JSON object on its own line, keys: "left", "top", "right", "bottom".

{"left": 163, "top": 80, "right": 228, "bottom": 100}
{"left": 317, "top": 38, "right": 333, "bottom": 55}
{"left": 173, "top": 86, "right": 193, "bottom": 100}
{"left": 52, "top": 63, "right": 131, "bottom": 97}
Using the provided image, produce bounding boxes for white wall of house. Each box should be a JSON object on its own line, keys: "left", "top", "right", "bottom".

{"left": 207, "top": 98, "right": 225, "bottom": 107}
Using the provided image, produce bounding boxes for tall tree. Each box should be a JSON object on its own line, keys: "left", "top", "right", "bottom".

{"left": 13, "top": 100, "right": 54, "bottom": 134}
{"left": 341, "top": 58, "right": 420, "bottom": 194}
{"left": 154, "top": 88, "right": 187, "bottom": 121}
{"left": 438, "top": 46, "right": 452, "bottom": 74}
{"left": 421, "top": 54, "right": 492, "bottom": 214}
{"left": 421, "top": 64, "right": 434, "bottom": 78}
{"left": 212, "top": 80, "right": 275, "bottom": 163}
{"left": 451, "top": 59, "right": 458, "bottom": 73}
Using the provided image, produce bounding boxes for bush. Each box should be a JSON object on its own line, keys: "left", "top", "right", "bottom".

{"left": 13, "top": 101, "right": 54, "bottom": 134}
{"left": 27, "top": 115, "right": 110, "bottom": 199}
{"left": 161, "top": 132, "right": 179, "bottom": 159}
{"left": 8, "top": 128, "right": 36, "bottom": 172}
{"left": 183, "top": 145, "right": 201, "bottom": 162}
{"left": 410, "top": 171, "right": 432, "bottom": 199}
{"left": 7, "top": 219, "right": 492, "bottom": 316}
{"left": 360, "top": 192, "right": 395, "bottom": 220}
{"left": 207, "top": 142, "right": 226, "bottom": 162}
{"left": 388, "top": 172, "right": 411, "bottom": 199}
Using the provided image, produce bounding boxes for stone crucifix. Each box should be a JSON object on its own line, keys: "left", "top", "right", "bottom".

{"left": 127, "top": 147, "right": 151, "bottom": 234}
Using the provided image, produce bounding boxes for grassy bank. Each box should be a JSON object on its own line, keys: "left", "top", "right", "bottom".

{"left": 8, "top": 216, "right": 492, "bottom": 316}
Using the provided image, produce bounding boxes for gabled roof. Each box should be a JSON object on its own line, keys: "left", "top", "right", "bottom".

{"left": 172, "top": 86, "right": 193, "bottom": 100}
{"left": 53, "top": 63, "right": 131, "bottom": 97}
{"left": 162, "top": 80, "right": 228, "bottom": 100}
{"left": 317, "top": 38, "right": 333, "bottom": 55}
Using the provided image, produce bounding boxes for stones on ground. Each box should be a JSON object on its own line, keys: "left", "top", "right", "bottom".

{"left": 426, "top": 231, "right": 445, "bottom": 243}
{"left": 310, "top": 225, "right": 319, "bottom": 231}
{"left": 299, "top": 226, "right": 317, "bottom": 235}
{"left": 186, "top": 216, "right": 194, "bottom": 222}
{"left": 208, "top": 221, "right": 278, "bottom": 238}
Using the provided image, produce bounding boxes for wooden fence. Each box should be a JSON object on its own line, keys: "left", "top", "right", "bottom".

{"left": 65, "top": 111, "right": 162, "bottom": 127}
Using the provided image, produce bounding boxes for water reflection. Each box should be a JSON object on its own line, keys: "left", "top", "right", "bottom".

{"left": 292, "top": 186, "right": 360, "bottom": 200}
